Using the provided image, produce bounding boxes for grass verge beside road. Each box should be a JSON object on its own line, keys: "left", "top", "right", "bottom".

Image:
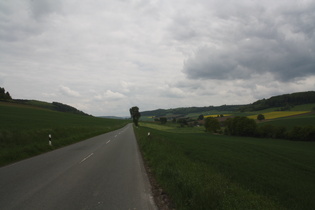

{"left": 135, "top": 123, "right": 315, "bottom": 209}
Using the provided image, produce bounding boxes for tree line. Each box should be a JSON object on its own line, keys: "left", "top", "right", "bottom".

{"left": 0, "top": 87, "right": 12, "bottom": 100}
{"left": 141, "top": 91, "right": 315, "bottom": 116}
{"left": 205, "top": 116, "right": 315, "bottom": 141}
{"left": 241, "top": 91, "right": 315, "bottom": 111}
{"left": 141, "top": 105, "right": 242, "bottom": 117}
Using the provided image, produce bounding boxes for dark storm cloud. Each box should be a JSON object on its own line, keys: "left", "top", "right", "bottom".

{"left": 182, "top": 1, "right": 315, "bottom": 82}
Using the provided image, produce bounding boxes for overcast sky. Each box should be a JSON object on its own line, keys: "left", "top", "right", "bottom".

{"left": 1, "top": 0, "right": 315, "bottom": 116}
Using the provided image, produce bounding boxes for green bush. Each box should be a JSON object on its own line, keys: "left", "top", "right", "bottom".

{"left": 204, "top": 117, "right": 220, "bottom": 133}
{"left": 289, "top": 126, "right": 315, "bottom": 141}
{"left": 257, "top": 114, "right": 265, "bottom": 121}
{"left": 258, "top": 124, "right": 275, "bottom": 138}
{"left": 225, "top": 116, "right": 257, "bottom": 137}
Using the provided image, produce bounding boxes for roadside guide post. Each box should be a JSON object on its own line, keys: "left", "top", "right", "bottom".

{"left": 48, "top": 134, "right": 52, "bottom": 146}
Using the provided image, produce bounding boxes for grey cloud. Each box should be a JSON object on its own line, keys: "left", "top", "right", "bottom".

{"left": 157, "top": 82, "right": 189, "bottom": 99}
{"left": 181, "top": 1, "right": 315, "bottom": 82}
{"left": 168, "top": 14, "right": 198, "bottom": 41}
{"left": 184, "top": 42, "right": 315, "bottom": 82}
{"left": 183, "top": 46, "right": 252, "bottom": 80}
{"left": 29, "top": 0, "right": 62, "bottom": 20}
{"left": 2, "top": 0, "right": 315, "bottom": 116}
{"left": 0, "top": 1, "right": 54, "bottom": 42}
{"left": 59, "top": 86, "right": 80, "bottom": 97}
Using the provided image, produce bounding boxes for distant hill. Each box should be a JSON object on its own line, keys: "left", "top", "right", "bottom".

{"left": 241, "top": 91, "right": 315, "bottom": 111}
{"left": 3, "top": 99, "right": 89, "bottom": 116}
{"left": 141, "top": 105, "right": 243, "bottom": 117}
{"left": 0, "top": 86, "right": 89, "bottom": 116}
{"left": 141, "top": 91, "right": 315, "bottom": 117}
{"left": 99, "top": 116, "right": 128, "bottom": 119}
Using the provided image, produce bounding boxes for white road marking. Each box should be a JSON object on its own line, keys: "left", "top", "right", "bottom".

{"left": 106, "top": 140, "right": 111, "bottom": 144}
{"left": 115, "top": 135, "right": 117, "bottom": 138}
{"left": 80, "top": 153, "right": 94, "bottom": 163}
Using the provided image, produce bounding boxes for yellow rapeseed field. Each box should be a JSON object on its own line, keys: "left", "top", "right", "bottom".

{"left": 204, "top": 114, "right": 231, "bottom": 118}
{"left": 248, "top": 111, "right": 309, "bottom": 120}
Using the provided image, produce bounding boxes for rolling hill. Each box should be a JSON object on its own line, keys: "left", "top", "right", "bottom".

{"left": 141, "top": 91, "right": 315, "bottom": 117}
{"left": 0, "top": 100, "right": 129, "bottom": 166}
{"left": 3, "top": 99, "right": 90, "bottom": 116}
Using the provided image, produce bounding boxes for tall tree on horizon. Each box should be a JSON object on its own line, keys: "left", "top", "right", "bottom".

{"left": 130, "top": 106, "right": 141, "bottom": 126}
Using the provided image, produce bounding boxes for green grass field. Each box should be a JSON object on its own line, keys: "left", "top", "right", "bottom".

{"left": 248, "top": 111, "right": 310, "bottom": 120}
{"left": 260, "top": 112, "right": 315, "bottom": 129}
{"left": 139, "top": 122, "right": 205, "bottom": 133}
{"left": 135, "top": 123, "right": 315, "bottom": 209}
{"left": 0, "top": 102, "right": 129, "bottom": 166}
{"left": 290, "top": 103, "right": 315, "bottom": 111}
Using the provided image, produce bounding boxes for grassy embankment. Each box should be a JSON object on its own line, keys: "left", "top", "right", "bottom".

{"left": 0, "top": 102, "right": 129, "bottom": 166}
{"left": 135, "top": 122, "right": 315, "bottom": 210}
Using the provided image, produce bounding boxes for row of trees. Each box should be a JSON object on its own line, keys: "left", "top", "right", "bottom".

{"left": 142, "top": 91, "right": 315, "bottom": 116}
{"left": 141, "top": 105, "right": 241, "bottom": 117}
{"left": 241, "top": 91, "right": 315, "bottom": 111}
{"left": 205, "top": 116, "right": 315, "bottom": 141}
{"left": 0, "top": 87, "right": 12, "bottom": 100}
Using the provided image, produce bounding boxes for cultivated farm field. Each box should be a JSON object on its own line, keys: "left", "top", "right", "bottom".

{"left": 135, "top": 122, "right": 315, "bottom": 210}
{"left": 260, "top": 112, "right": 315, "bottom": 129}
{"left": 247, "top": 111, "right": 310, "bottom": 120}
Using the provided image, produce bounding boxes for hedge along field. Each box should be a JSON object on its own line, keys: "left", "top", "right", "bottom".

{"left": 0, "top": 102, "right": 129, "bottom": 166}
{"left": 135, "top": 124, "right": 315, "bottom": 210}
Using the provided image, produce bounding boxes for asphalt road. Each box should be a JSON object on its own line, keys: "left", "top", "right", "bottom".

{"left": 0, "top": 124, "right": 156, "bottom": 210}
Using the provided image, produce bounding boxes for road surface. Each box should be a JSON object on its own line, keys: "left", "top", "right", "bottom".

{"left": 0, "top": 124, "right": 156, "bottom": 210}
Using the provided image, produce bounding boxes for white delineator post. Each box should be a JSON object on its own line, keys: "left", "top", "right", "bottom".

{"left": 49, "top": 134, "right": 52, "bottom": 146}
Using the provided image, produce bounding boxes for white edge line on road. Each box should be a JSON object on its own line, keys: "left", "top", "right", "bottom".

{"left": 106, "top": 140, "right": 111, "bottom": 144}
{"left": 80, "top": 153, "right": 94, "bottom": 163}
